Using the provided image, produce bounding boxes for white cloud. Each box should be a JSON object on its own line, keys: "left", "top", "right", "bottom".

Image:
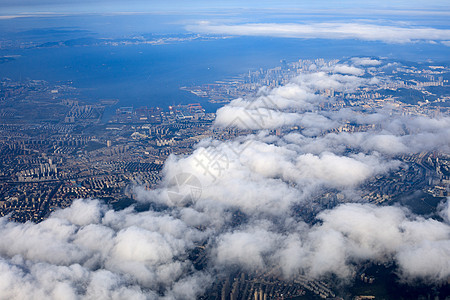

{"left": 1, "top": 63, "right": 450, "bottom": 298}
{"left": 0, "top": 199, "right": 208, "bottom": 299}
{"left": 187, "top": 22, "right": 450, "bottom": 43}
{"left": 350, "top": 57, "right": 382, "bottom": 66}
{"left": 331, "top": 64, "right": 365, "bottom": 76}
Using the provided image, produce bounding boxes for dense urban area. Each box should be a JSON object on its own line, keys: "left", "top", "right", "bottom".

{"left": 0, "top": 57, "right": 449, "bottom": 299}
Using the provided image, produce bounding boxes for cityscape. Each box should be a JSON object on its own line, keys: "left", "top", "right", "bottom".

{"left": 0, "top": 1, "right": 449, "bottom": 300}
{"left": 1, "top": 56, "right": 449, "bottom": 298}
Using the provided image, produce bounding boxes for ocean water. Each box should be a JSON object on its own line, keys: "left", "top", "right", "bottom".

{"left": 1, "top": 36, "right": 449, "bottom": 113}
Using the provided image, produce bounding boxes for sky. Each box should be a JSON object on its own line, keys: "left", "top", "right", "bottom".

{"left": 1, "top": 0, "right": 449, "bottom": 46}
{"left": 1, "top": 0, "right": 449, "bottom": 15}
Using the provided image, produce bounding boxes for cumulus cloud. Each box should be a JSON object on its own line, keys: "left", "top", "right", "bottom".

{"left": 214, "top": 71, "right": 367, "bottom": 131}
{"left": 1, "top": 61, "right": 449, "bottom": 298}
{"left": 144, "top": 62, "right": 449, "bottom": 285}
{"left": 186, "top": 21, "right": 450, "bottom": 44}
{"left": 0, "top": 199, "right": 209, "bottom": 299}
{"left": 210, "top": 203, "right": 450, "bottom": 281}
{"left": 330, "top": 64, "right": 365, "bottom": 76}
{"left": 2, "top": 199, "right": 449, "bottom": 299}
{"left": 350, "top": 57, "right": 382, "bottom": 66}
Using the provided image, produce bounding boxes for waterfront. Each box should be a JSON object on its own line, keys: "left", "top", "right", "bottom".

{"left": 1, "top": 36, "right": 449, "bottom": 113}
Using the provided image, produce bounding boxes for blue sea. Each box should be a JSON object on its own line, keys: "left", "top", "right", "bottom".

{"left": 1, "top": 35, "right": 449, "bottom": 114}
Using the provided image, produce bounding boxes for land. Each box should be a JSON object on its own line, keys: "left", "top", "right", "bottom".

{"left": 0, "top": 33, "right": 232, "bottom": 51}
{"left": 0, "top": 57, "right": 449, "bottom": 299}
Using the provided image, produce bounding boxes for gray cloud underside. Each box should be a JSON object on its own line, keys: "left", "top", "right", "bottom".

{"left": 186, "top": 22, "right": 450, "bottom": 43}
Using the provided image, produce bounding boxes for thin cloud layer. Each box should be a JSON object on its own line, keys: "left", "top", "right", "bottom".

{"left": 187, "top": 21, "right": 450, "bottom": 44}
